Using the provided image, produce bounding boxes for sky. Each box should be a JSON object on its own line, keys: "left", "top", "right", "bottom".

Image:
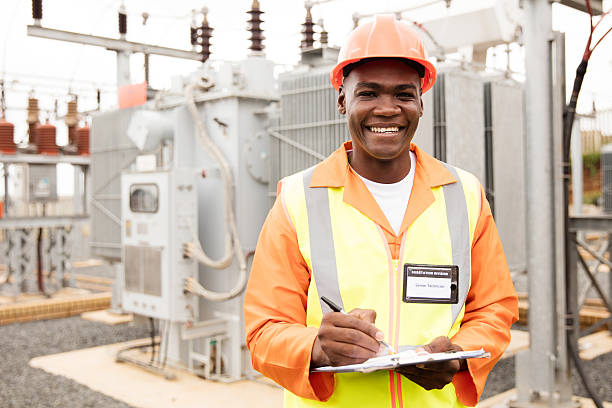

{"left": 0, "top": 0, "right": 610, "bottom": 168}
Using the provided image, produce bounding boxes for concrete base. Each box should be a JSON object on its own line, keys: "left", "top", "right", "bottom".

{"left": 30, "top": 339, "right": 283, "bottom": 408}
{"left": 80, "top": 309, "right": 133, "bottom": 325}
{"left": 579, "top": 331, "right": 612, "bottom": 361}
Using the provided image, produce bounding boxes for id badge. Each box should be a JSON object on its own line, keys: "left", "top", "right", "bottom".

{"left": 402, "top": 263, "right": 459, "bottom": 304}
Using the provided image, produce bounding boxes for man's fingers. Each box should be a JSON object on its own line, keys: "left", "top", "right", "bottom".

{"left": 327, "top": 312, "right": 383, "bottom": 343}
{"left": 415, "top": 359, "right": 460, "bottom": 372}
{"left": 423, "top": 336, "right": 453, "bottom": 353}
{"left": 321, "top": 326, "right": 380, "bottom": 354}
{"left": 325, "top": 341, "right": 378, "bottom": 362}
{"left": 348, "top": 308, "right": 377, "bottom": 324}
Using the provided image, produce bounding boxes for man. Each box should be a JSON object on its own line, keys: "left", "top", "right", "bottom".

{"left": 244, "top": 14, "right": 518, "bottom": 407}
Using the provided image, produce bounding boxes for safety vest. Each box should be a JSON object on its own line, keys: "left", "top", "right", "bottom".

{"left": 280, "top": 161, "right": 482, "bottom": 408}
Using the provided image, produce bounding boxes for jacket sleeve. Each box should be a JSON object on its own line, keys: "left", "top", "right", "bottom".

{"left": 451, "top": 187, "right": 519, "bottom": 407}
{"left": 244, "top": 182, "right": 335, "bottom": 401}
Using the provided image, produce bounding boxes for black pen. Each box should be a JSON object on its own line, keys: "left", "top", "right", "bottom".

{"left": 320, "top": 296, "right": 396, "bottom": 354}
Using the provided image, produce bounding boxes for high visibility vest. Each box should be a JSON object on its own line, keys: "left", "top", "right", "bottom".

{"left": 280, "top": 162, "right": 482, "bottom": 408}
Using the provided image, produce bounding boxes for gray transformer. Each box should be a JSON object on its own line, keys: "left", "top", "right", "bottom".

{"left": 91, "top": 58, "right": 277, "bottom": 381}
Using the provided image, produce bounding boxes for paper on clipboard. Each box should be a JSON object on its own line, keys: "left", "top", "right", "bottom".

{"left": 312, "top": 349, "right": 490, "bottom": 374}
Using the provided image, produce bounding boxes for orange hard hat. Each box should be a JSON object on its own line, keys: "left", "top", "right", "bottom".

{"left": 330, "top": 14, "right": 437, "bottom": 93}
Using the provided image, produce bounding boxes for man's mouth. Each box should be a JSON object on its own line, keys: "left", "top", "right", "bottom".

{"left": 365, "top": 126, "right": 402, "bottom": 134}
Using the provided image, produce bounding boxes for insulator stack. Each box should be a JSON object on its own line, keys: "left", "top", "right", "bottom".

{"left": 36, "top": 122, "right": 58, "bottom": 155}
{"left": 319, "top": 20, "right": 328, "bottom": 46}
{"left": 32, "top": 0, "right": 43, "bottom": 20}
{"left": 65, "top": 100, "right": 78, "bottom": 126}
{"left": 301, "top": 5, "right": 315, "bottom": 49}
{"left": 66, "top": 99, "right": 78, "bottom": 145}
{"left": 68, "top": 126, "right": 77, "bottom": 146}
{"left": 27, "top": 97, "right": 40, "bottom": 145}
{"left": 76, "top": 126, "right": 90, "bottom": 156}
{"left": 27, "top": 98, "right": 39, "bottom": 124}
{"left": 118, "top": 6, "right": 127, "bottom": 36}
{"left": 29, "top": 123, "right": 38, "bottom": 145}
{"left": 0, "top": 119, "right": 16, "bottom": 154}
{"left": 190, "top": 9, "right": 198, "bottom": 48}
{"left": 198, "top": 11, "right": 213, "bottom": 63}
{"left": 190, "top": 25, "right": 198, "bottom": 46}
{"left": 247, "top": 0, "right": 265, "bottom": 53}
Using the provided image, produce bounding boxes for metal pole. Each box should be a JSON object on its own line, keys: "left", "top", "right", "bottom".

{"left": 520, "top": 0, "right": 558, "bottom": 404}
{"left": 571, "top": 123, "right": 583, "bottom": 215}
{"left": 3, "top": 163, "right": 8, "bottom": 217}
{"left": 117, "top": 51, "right": 131, "bottom": 87}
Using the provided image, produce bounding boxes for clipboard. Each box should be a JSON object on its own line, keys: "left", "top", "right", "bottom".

{"left": 311, "top": 349, "right": 490, "bottom": 374}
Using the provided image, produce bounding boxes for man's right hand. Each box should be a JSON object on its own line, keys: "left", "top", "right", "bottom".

{"left": 311, "top": 309, "right": 384, "bottom": 368}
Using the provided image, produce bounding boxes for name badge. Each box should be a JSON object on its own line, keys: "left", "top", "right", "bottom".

{"left": 402, "top": 263, "right": 459, "bottom": 304}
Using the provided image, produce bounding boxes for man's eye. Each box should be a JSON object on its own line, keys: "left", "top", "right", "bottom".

{"left": 398, "top": 93, "right": 415, "bottom": 99}
{"left": 358, "top": 91, "right": 376, "bottom": 97}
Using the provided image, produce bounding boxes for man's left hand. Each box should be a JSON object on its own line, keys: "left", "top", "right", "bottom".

{"left": 395, "top": 336, "right": 467, "bottom": 391}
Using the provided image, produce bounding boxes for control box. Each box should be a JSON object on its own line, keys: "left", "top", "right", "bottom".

{"left": 28, "top": 164, "right": 58, "bottom": 202}
{"left": 121, "top": 169, "right": 198, "bottom": 322}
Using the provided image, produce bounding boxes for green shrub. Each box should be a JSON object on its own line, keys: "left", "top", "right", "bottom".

{"left": 583, "top": 191, "right": 601, "bottom": 205}
{"left": 582, "top": 152, "right": 601, "bottom": 177}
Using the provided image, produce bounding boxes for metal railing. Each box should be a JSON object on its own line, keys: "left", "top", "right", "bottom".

{"left": 567, "top": 215, "right": 612, "bottom": 338}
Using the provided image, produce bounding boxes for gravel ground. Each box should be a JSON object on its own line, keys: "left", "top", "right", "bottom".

{"left": 482, "top": 351, "right": 612, "bottom": 402}
{"left": 0, "top": 316, "right": 148, "bottom": 408}
{"left": 0, "top": 316, "right": 610, "bottom": 407}
{"left": 481, "top": 344, "right": 612, "bottom": 402}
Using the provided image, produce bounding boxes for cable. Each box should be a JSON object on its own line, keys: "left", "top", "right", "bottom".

{"left": 183, "top": 221, "right": 232, "bottom": 270}
{"left": 182, "top": 75, "right": 248, "bottom": 302}
{"left": 162, "top": 318, "right": 170, "bottom": 368}
{"left": 149, "top": 317, "right": 156, "bottom": 364}
{"left": 567, "top": 333, "right": 604, "bottom": 408}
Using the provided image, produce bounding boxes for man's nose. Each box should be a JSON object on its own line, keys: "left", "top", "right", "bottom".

{"left": 372, "top": 95, "right": 401, "bottom": 116}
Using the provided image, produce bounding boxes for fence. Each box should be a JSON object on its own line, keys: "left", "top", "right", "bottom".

{"left": 580, "top": 109, "right": 612, "bottom": 154}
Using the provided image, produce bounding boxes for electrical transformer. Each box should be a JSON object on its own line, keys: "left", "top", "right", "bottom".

{"left": 92, "top": 56, "right": 276, "bottom": 381}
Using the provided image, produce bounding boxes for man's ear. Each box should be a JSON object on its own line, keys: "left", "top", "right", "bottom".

{"left": 419, "top": 96, "right": 423, "bottom": 117}
{"left": 337, "top": 87, "right": 346, "bottom": 115}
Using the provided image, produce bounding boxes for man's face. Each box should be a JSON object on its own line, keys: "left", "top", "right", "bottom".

{"left": 338, "top": 59, "right": 423, "bottom": 163}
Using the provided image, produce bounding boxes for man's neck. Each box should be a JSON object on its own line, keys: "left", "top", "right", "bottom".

{"left": 348, "top": 149, "right": 412, "bottom": 184}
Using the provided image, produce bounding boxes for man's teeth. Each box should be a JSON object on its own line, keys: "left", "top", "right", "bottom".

{"left": 369, "top": 127, "right": 399, "bottom": 133}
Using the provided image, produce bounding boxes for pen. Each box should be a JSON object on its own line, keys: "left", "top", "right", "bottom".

{"left": 320, "top": 296, "right": 396, "bottom": 354}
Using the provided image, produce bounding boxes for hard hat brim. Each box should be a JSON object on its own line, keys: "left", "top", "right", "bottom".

{"left": 331, "top": 56, "right": 437, "bottom": 93}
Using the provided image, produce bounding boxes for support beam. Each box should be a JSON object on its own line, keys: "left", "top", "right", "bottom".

{"left": 27, "top": 25, "right": 202, "bottom": 61}
{"left": 523, "top": 0, "right": 556, "bottom": 398}
{"left": 518, "top": 1, "right": 573, "bottom": 406}
{"left": 558, "top": 0, "right": 604, "bottom": 15}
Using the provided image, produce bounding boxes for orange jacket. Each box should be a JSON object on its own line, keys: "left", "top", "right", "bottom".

{"left": 244, "top": 142, "right": 519, "bottom": 406}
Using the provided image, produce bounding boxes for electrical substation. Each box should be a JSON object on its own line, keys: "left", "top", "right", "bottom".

{"left": 0, "top": 0, "right": 611, "bottom": 407}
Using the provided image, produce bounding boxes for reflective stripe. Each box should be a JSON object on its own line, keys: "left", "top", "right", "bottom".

{"left": 440, "top": 163, "right": 471, "bottom": 327}
{"left": 303, "top": 167, "right": 344, "bottom": 313}
{"left": 303, "top": 163, "right": 471, "bottom": 325}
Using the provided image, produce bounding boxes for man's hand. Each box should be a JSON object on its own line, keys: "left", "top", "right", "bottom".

{"left": 311, "top": 309, "right": 384, "bottom": 368}
{"left": 395, "top": 336, "right": 466, "bottom": 390}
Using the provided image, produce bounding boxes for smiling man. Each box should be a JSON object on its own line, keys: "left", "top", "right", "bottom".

{"left": 244, "top": 14, "right": 518, "bottom": 408}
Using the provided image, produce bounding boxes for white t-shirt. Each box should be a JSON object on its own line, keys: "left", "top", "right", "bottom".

{"left": 354, "top": 150, "right": 416, "bottom": 236}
